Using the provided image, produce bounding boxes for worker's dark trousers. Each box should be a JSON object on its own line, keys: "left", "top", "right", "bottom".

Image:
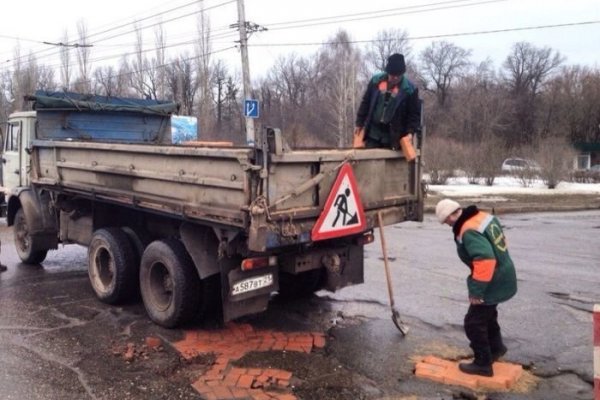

{"left": 464, "top": 304, "right": 503, "bottom": 366}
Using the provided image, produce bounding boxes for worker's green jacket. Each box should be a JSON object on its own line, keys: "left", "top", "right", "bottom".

{"left": 453, "top": 206, "right": 517, "bottom": 304}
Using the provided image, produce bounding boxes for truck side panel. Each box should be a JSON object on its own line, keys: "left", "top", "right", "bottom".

{"left": 32, "top": 140, "right": 255, "bottom": 228}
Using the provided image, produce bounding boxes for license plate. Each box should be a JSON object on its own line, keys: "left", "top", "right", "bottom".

{"left": 231, "top": 274, "right": 274, "bottom": 295}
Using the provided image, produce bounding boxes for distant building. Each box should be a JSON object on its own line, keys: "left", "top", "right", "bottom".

{"left": 573, "top": 142, "right": 600, "bottom": 169}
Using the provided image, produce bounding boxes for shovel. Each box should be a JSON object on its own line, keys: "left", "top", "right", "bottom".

{"left": 377, "top": 212, "right": 409, "bottom": 335}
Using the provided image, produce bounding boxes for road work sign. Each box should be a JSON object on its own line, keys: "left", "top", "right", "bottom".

{"left": 312, "top": 163, "right": 366, "bottom": 241}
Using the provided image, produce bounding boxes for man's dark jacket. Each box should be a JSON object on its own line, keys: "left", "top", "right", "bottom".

{"left": 355, "top": 72, "right": 421, "bottom": 148}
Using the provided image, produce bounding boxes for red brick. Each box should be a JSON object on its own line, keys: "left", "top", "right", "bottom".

{"left": 212, "top": 385, "right": 234, "bottom": 399}
{"left": 231, "top": 388, "right": 252, "bottom": 399}
{"left": 237, "top": 374, "right": 255, "bottom": 388}
{"left": 313, "top": 336, "right": 326, "bottom": 349}
{"left": 246, "top": 368, "right": 263, "bottom": 376}
{"left": 273, "top": 394, "right": 297, "bottom": 400}
{"left": 250, "top": 392, "right": 272, "bottom": 400}
{"left": 145, "top": 336, "right": 162, "bottom": 349}
{"left": 270, "top": 369, "right": 292, "bottom": 381}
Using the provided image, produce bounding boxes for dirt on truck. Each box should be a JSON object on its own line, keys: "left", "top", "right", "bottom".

{"left": 0, "top": 90, "right": 424, "bottom": 327}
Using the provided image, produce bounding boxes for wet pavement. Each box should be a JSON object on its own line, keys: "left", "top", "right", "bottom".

{"left": 0, "top": 210, "right": 598, "bottom": 400}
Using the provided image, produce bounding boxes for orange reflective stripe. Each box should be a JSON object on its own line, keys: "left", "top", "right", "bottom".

{"left": 458, "top": 211, "right": 492, "bottom": 242}
{"left": 472, "top": 259, "right": 496, "bottom": 282}
{"left": 377, "top": 80, "right": 399, "bottom": 94}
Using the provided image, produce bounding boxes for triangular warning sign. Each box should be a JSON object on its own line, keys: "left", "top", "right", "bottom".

{"left": 312, "top": 163, "right": 366, "bottom": 241}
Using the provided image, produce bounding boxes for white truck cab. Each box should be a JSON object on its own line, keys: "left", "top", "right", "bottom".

{"left": 1, "top": 111, "right": 35, "bottom": 214}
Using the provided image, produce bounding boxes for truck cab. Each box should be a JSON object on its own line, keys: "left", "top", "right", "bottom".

{"left": 1, "top": 111, "right": 35, "bottom": 215}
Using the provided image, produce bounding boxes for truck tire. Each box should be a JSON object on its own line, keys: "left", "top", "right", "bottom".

{"left": 88, "top": 228, "right": 137, "bottom": 305}
{"left": 140, "top": 239, "right": 201, "bottom": 328}
{"left": 13, "top": 208, "right": 48, "bottom": 264}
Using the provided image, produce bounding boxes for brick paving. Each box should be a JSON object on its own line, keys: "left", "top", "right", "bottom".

{"left": 415, "top": 355, "right": 523, "bottom": 391}
{"left": 172, "top": 322, "right": 326, "bottom": 400}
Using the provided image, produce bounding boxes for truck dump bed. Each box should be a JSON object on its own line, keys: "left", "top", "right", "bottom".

{"left": 29, "top": 91, "right": 423, "bottom": 253}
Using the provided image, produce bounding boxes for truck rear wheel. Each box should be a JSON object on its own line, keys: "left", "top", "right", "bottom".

{"left": 14, "top": 208, "right": 48, "bottom": 264}
{"left": 88, "top": 228, "right": 137, "bottom": 304}
{"left": 140, "top": 239, "right": 201, "bottom": 328}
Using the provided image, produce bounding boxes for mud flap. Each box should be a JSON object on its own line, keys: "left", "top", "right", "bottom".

{"left": 323, "top": 244, "right": 364, "bottom": 292}
{"left": 220, "top": 259, "right": 279, "bottom": 322}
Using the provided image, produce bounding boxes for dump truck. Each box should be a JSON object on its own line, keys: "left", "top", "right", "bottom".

{"left": 0, "top": 91, "right": 424, "bottom": 327}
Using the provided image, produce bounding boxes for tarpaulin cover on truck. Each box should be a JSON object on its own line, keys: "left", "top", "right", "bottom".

{"left": 28, "top": 91, "right": 179, "bottom": 116}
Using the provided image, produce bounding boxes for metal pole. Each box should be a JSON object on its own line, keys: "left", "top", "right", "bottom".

{"left": 236, "top": 0, "right": 256, "bottom": 146}
{"left": 594, "top": 304, "right": 600, "bottom": 400}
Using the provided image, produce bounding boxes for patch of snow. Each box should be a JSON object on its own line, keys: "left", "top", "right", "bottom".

{"left": 428, "top": 176, "right": 600, "bottom": 196}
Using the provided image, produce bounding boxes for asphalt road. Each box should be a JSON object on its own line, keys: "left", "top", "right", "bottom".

{"left": 0, "top": 210, "right": 598, "bottom": 400}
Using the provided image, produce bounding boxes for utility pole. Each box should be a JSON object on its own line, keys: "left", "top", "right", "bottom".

{"left": 236, "top": 0, "right": 255, "bottom": 146}
{"left": 233, "top": 0, "right": 266, "bottom": 146}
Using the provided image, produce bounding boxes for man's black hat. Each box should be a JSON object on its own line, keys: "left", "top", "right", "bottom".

{"left": 385, "top": 53, "right": 406, "bottom": 75}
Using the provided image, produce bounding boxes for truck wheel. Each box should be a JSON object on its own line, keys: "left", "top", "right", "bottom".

{"left": 140, "top": 239, "right": 201, "bottom": 328}
{"left": 278, "top": 268, "right": 324, "bottom": 300}
{"left": 88, "top": 228, "right": 137, "bottom": 304}
{"left": 13, "top": 208, "right": 48, "bottom": 264}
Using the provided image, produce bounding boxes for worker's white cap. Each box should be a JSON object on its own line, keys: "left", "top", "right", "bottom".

{"left": 435, "top": 199, "right": 461, "bottom": 224}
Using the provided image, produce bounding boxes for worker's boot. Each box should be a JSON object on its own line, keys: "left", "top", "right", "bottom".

{"left": 459, "top": 346, "right": 493, "bottom": 377}
{"left": 459, "top": 361, "right": 493, "bottom": 377}
{"left": 489, "top": 332, "right": 507, "bottom": 362}
{"left": 491, "top": 344, "right": 507, "bottom": 362}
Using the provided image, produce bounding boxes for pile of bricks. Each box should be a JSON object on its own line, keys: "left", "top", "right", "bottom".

{"left": 172, "top": 322, "right": 326, "bottom": 400}
{"left": 415, "top": 355, "right": 523, "bottom": 391}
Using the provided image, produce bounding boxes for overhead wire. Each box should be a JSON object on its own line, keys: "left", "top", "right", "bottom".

{"left": 247, "top": 20, "right": 600, "bottom": 47}
{"left": 3, "top": 0, "right": 597, "bottom": 87}
{"left": 2, "top": 0, "right": 236, "bottom": 68}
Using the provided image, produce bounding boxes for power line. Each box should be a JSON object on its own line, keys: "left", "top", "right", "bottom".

{"left": 264, "top": 0, "right": 507, "bottom": 31}
{"left": 263, "top": 0, "right": 498, "bottom": 28}
{"left": 2, "top": 0, "right": 236, "bottom": 68}
{"left": 247, "top": 20, "right": 600, "bottom": 47}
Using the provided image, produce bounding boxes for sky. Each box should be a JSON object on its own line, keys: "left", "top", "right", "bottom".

{"left": 1, "top": 0, "right": 599, "bottom": 82}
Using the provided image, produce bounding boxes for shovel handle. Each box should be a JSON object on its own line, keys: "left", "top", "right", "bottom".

{"left": 377, "top": 212, "right": 395, "bottom": 308}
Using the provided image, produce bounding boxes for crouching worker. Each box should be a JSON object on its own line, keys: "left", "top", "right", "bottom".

{"left": 435, "top": 199, "right": 517, "bottom": 377}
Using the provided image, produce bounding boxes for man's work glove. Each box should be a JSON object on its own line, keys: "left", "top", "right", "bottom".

{"left": 353, "top": 127, "right": 365, "bottom": 148}
{"left": 469, "top": 297, "right": 484, "bottom": 305}
{"left": 399, "top": 133, "right": 416, "bottom": 161}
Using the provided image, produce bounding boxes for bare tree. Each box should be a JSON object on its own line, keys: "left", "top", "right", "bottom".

{"left": 10, "top": 47, "right": 38, "bottom": 111}
{"left": 195, "top": 3, "right": 213, "bottom": 134}
{"left": 93, "top": 66, "right": 119, "bottom": 96}
{"left": 365, "top": 28, "right": 412, "bottom": 72}
{"left": 166, "top": 54, "right": 199, "bottom": 115}
{"left": 502, "top": 41, "right": 563, "bottom": 143}
{"left": 131, "top": 24, "right": 153, "bottom": 98}
{"left": 317, "top": 30, "right": 361, "bottom": 147}
{"left": 74, "top": 20, "right": 92, "bottom": 92}
{"left": 420, "top": 41, "right": 471, "bottom": 107}
{"left": 541, "top": 66, "right": 600, "bottom": 143}
{"left": 60, "top": 30, "right": 71, "bottom": 90}
{"left": 536, "top": 136, "right": 577, "bottom": 188}
{"left": 153, "top": 22, "right": 167, "bottom": 99}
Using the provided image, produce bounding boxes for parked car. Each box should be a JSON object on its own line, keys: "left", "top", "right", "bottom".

{"left": 501, "top": 158, "right": 541, "bottom": 172}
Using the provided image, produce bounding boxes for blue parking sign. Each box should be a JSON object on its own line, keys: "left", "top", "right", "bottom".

{"left": 244, "top": 99, "right": 259, "bottom": 118}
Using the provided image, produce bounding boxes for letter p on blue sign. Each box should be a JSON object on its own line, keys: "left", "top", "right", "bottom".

{"left": 244, "top": 99, "right": 259, "bottom": 118}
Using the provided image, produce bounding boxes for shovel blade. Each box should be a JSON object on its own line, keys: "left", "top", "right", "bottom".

{"left": 392, "top": 310, "right": 409, "bottom": 336}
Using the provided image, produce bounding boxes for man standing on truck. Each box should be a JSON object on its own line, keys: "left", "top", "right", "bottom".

{"left": 435, "top": 199, "right": 517, "bottom": 377}
{"left": 354, "top": 53, "right": 421, "bottom": 149}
